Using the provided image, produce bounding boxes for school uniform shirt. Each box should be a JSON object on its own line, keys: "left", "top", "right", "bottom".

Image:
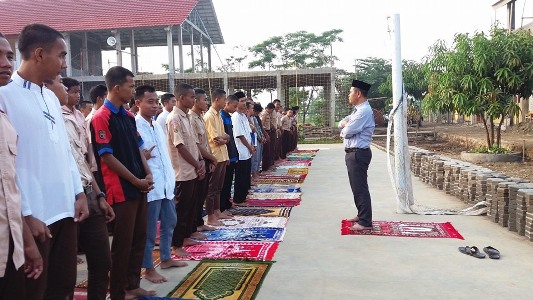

{"left": 189, "top": 109, "right": 212, "bottom": 155}
{"left": 135, "top": 115, "right": 175, "bottom": 202}
{"left": 0, "top": 111, "right": 24, "bottom": 277}
{"left": 339, "top": 100, "right": 375, "bottom": 149}
{"left": 0, "top": 72, "right": 83, "bottom": 225}
{"left": 156, "top": 109, "right": 170, "bottom": 136}
{"left": 281, "top": 115, "right": 292, "bottom": 131}
{"left": 85, "top": 107, "right": 99, "bottom": 172}
{"left": 231, "top": 111, "right": 252, "bottom": 160}
{"left": 259, "top": 110, "right": 274, "bottom": 131}
{"left": 91, "top": 99, "right": 146, "bottom": 205}
{"left": 166, "top": 106, "right": 200, "bottom": 182}
{"left": 203, "top": 106, "right": 229, "bottom": 163}
{"left": 63, "top": 106, "right": 92, "bottom": 187}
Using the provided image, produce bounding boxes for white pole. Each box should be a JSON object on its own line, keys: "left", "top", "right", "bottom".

{"left": 391, "top": 14, "right": 414, "bottom": 213}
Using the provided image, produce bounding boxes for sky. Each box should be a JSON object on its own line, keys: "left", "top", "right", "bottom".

{"left": 104, "top": 0, "right": 532, "bottom": 75}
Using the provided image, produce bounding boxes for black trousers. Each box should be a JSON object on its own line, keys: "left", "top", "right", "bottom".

{"left": 233, "top": 158, "right": 252, "bottom": 203}
{"left": 220, "top": 161, "right": 237, "bottom": 211}
{"left": 345, "top": 149, "right": 373, "bottom": 227}
{"left": 78, "top": 212, "right": 111, "bottom": 300}
{"left": 196, "top": 171, "right": 211, "bottom": 227}
{"left": 172, "top": 179, "right": 198, "bottom": 247}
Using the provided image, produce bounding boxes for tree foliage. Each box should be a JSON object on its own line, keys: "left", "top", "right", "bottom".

{"left": 248, "top": 29, "right": 343, "bottom": 70}
{"left": 424, "top": 26, "right": 533, "bottom": 148}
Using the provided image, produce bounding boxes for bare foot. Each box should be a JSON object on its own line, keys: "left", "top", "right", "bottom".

{"left": 172, "top": 247, "right": 190, "bottom": 256}
{"left": 125, "top": 287, "right": 156, "bottom": 300}
{"left": 143, "top": 268, "right": 167, "bottom": 284}
{"left": 160, "top": 259, "right": 188, "bottom": 269}
{"left": 183, "top": 238, "right": 200, "bottom": 246}
{"left": 191, "top": 232, "right": 207, "bottom": 240}
{"left": 197, "top": 224, "right": 216, "bottom": 231}
{"left": 207, "top": 219, "right": 225, "bottom": 226}
{"left": 347, "top": 216, "right": 359, "bottom": 222}
{"left": 221, "top": 210, "right": 233, "bottom": 217}
{"left": 350, "top": 223, "right": 373, "bottom": 231}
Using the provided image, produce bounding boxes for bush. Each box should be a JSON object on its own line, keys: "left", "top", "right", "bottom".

{"left": 469, "top": 146, "right": 509, "bottom": 154}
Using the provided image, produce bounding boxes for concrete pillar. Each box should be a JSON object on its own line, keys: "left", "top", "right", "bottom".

{"left": 330, "top": 71, "right": 336, "bottom": 127}
{"left": 190, "top": 28, "right": 195, "bottom": 72}
{"left": 82, "top": 32, "right": 89, "bottom": 76}
{"left": 64, "top": 33, "right": 72, "bottom": 77}
{"left": 177, "top": 25, "right": 184, "bottom": 73}
{"left": 223, "top": 74, "right": 229, "bottom": 92}
{"left": 199, "top": 35, "right": 204, "bottom": 72}
{"left": 276, "top": 72, "right": 282, "bottom": 101}
{"left": 113, "top": 30, "right": 122, "bottom": 67}
{"left": 166, "top": 26, "right": 175, "bottom": 93}
{"left": 207, "top": 42, "right": 212, "bottom": 72}
{"left": 130, "top": 29, "right": 138, "bottom": 74}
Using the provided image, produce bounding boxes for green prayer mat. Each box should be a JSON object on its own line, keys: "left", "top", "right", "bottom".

{"left": 168, "top": 259, "right": 274, "bottom": 300}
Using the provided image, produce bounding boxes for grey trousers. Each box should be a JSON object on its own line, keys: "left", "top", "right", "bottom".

{"left": 345, "top": 149, "right": 373, "bottom": 227}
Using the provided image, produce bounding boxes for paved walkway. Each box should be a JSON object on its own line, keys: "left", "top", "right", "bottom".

{"left": 95, "top": 144, "right": 533, "bottom": 299}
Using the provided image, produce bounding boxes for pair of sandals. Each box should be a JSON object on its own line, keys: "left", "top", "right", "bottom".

{"left": 458, "top": 246, "right": 500, "bottom": 259}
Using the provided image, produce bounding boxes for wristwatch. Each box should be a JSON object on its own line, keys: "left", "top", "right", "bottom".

{"left": 96, "top": 192, "right": 106, "bottom": 200}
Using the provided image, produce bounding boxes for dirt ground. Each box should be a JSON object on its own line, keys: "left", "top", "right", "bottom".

{"left": 372, "top": 122, "right": 533, "bottom": 182}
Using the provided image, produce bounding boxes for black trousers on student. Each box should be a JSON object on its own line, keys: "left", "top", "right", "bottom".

{"left": 233, "top": 158, "right": 252, "bottom": 204}
{"left": 196, "top": 171, "right": 211, "bottom": 227}
{"left": 220, "top": 161, "right": 237, "bottom": 211}
{"left": 13, "top": 217, "right": 78, "bottom": 300}
{"left": 172, "top": 179, "right": 198, "bottom": 248}
{"left": 109, "top": 196, "right": 147, "bottom": 300}
{"left": 345, "top": 148, "right": 373, "bottom": 227}
{"left": 262, "top": 131, "right": 274, "bottom": 171}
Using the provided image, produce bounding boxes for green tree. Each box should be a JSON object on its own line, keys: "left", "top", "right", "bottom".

{"left": 424, "top": 26, "right": 533, "bottom": 149}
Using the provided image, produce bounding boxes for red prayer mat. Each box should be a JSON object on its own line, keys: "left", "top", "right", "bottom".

{"left": 341, "top": 220, "right": 464, "bottom": 239}
{"left": 239, "top": 198, "right": 301, "bottom": 207}
{"left": 174, "top": 241, "right": 279, "bottom": 261}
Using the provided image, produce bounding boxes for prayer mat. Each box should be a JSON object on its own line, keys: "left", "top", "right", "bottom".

{"left": 242, "top": 199, "right": 301, "bottom": 207}
{"left": 250, "top": 186, "right": 301, "bottom": 193}
{"left": 176, "top": 241, "right": 279, "bottom": 261}
{"left": 276, "top": 160, "right": 311, "bottom": 166}
{"left": 228, "top": 207, "right": 292, "bottom": 217}
{"left": 340, "top": 220, "right": 464, "bottom": 239}
{"left": 76, "top": 249, "right": 162, "bottom": 288}
{"left": 167, "top": 259, "right": 274, "bottom": 300}
{"left": 255, "top": 177, "right": 303, "bottom": 184}
{"left": 220, "top": 216, "right": 288, "bottom": 228}
{"left": 247, "top": 192, "right": 301, "bottom": 200}
{"left": 200, "top": 227, "right": 285, "bottom": 242}
{"left": 286, "top": 168, "right": 308, "bottom": 175}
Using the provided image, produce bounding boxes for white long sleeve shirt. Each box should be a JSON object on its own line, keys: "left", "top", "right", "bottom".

{"left": 135, "top": 114, "right": 175, "bottom": 202}
{"left": 0, "top": 72, "right": 83, "bottom": 225}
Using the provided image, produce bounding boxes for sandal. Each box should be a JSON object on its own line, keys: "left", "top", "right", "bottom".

{"left": 458, "top": 246, "right": 486, "bottom": 259}
{"left": 483, "top": 246, "right": 500, "bottom": 259}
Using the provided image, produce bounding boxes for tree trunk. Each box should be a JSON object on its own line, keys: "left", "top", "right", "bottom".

{"left": 481, "top": 115, "right": 491, "bottom": 148}
{"left": 489, "top": 118, "right": 495, "bottom": 147}
{"left": 496, "top": 115, "right": 505, "bottom": 148}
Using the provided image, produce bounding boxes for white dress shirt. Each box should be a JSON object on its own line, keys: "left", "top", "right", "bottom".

{"left": 0, "top": 72, "right": 83, "bottom": 225}
{"left": 135, "top": 114, "right": 175, "bottom": 202}
{"left": 231, "top": 111, "right": 252, "bottom": 160}
{"left": 156, "top": 109, "right": 170, "bottom": 136}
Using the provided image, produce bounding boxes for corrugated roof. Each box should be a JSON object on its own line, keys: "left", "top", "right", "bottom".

{"left": 0, "top": 0, "right": 198, "bottom": 36}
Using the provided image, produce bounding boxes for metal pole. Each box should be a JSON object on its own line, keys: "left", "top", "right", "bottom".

{"left": 391, "top": 14, "right": 413, "bottom": 213}
{"left": 166, "top": 26, "right": 175, "bottom": 94}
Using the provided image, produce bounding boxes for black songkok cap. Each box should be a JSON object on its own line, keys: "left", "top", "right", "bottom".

{"left": 291, "top": 106, "right": 300, "bottom": 111}
{"left": 351, "top": 80, "right": 371, "bottom": 91}
{"left": 234, "top": 91, "right": 246, "bottom": 99}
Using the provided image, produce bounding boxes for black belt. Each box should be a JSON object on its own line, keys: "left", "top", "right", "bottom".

{"left": 345, "top": 147, "right": 370, "bottom": 153}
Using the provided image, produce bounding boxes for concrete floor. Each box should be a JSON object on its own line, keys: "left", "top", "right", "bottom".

{"left": 79, "top": 144, "right": 533, "bottom": 299}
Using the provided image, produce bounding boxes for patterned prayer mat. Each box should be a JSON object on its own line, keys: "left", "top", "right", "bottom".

{"left": 220, "top": 216, "right": 288, "bottom": 228}
{"left": 255, "top": 177, "right": 304, "bottom": 184}
{"left": 250, "top": 185, "right": 301, "bottom": 193}
{"left": 76, "top": 249, "right": 162, "bottom": 288}
{"left": 167, "top": 259, "right": 274, "bottom": 300}
{"left": 228, "top": 207, "right": 292, "bottom": 217}
{"left": 200, "top": 227, "right": 285, "bottom": 242}
{"left": 176, "top": 241, "right": 279, "bottom": 261}
{"left": 340, "top": 220, "right": 464, "bottom": 239}
{"left": 241, "top": 199, "right": 301, "bottom": 207}
{"left": 247, "top": 192, "right": 301, "bottom": 200}
{"left": 286, "top": 168, "right": 308, "bottom": 175}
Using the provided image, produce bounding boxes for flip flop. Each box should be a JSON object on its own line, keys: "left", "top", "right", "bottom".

{"left": 483, "top": 246, "right": 500, "bottom": 259}
{"left": 458, "top": 246, "right": 486, "bottom": 259}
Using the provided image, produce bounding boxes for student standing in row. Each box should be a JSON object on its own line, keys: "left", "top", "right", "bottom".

{"left": 91, "top": 66, "right": 155, "bottom": 299}
{"left": 232, "top": 92, "right": 254, "bottom": 204}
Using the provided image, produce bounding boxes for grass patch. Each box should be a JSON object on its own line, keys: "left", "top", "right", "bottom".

{"left": 299, "top": 138, "right": 342, "bottom": 144}
{"left": 469, "top": 145, "right": 510, "bottom": 154}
